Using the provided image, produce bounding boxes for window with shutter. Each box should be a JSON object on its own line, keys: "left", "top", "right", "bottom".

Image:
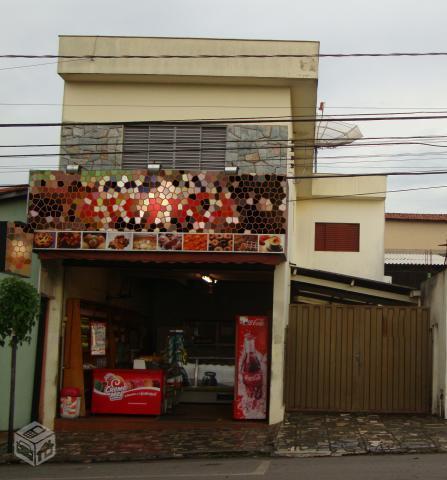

{"left": 314, "top": 222, "right": 360, "bottom": 252}
{"left": 123, "top": 124, "right": 227, "bottom": 170}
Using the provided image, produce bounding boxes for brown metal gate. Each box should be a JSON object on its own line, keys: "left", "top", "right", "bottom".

{"left": 285, "top": 305, "right": 432, "bottom": 413}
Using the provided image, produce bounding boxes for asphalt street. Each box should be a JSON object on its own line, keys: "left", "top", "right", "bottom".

{"left": 1, "top": 454, "right": 447, "bottom": 480}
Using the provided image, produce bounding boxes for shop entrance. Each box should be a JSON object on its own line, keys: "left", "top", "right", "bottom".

{"left": 59, "top": 261, "right": 274, "bottom": 428}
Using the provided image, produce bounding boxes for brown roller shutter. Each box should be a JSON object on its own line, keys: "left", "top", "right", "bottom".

{"left": 315, "top": 222, "right": 360, "bottom": 252}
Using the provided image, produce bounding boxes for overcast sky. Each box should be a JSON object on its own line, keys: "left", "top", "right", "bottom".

{"left": 1, "top": 0, "right": 447, "bottom": 212}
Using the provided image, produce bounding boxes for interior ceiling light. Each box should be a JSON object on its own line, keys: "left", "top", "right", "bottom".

{"left": 224, "top": 166, "right": 239, "bottom": 175}
{"left": 201, "top": 274, "right": 217, "bottom": 284}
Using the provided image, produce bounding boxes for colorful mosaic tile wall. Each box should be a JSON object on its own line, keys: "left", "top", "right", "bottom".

{"left": 28, "top": 170, "right": 287, "bottom": 245}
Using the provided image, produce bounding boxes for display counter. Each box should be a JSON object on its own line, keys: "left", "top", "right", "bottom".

{"left": 91, "top": 368, "right": 164, "bottom": 415}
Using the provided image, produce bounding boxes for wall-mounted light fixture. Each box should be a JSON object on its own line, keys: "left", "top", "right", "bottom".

{"left": 147, "top": 163, "right": 161, "bottom": 173}
{"left": 224, "top": 166, "right": 239, "bottom": 175}
{"left": 65, "top": 164, "right": 81, "bottom": 174}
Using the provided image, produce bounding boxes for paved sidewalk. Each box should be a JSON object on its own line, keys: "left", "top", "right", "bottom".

{"left": 2, "top": 413, "right": 447, "bottom": 464}
{"left": 275, "top": 413, "right": 447, "bottom": 457}
{"left": 0, "top": 424, "right": 277, "bottom": 464}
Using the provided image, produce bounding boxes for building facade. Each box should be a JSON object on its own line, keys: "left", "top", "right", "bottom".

{"left": 22, "top": 36, "right": 398, "bottom": 429}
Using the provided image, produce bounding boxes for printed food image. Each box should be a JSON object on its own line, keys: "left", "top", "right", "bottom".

{"left": 158, "top": 233, "right": 182, "bottom": 250}
{"left": 57, "top": 232, "right": 81, "bottom": 249}
{"left": 33, "top": 231, "right": 56, "bottom": 249}
{"left": 6, "top": 238, "right": 32, "bottom": 273}
{"left": 183, "top": 234, "right": 208, "bottom": 251}
{"left": 133, "top": 234, "right": 157, "bottom": 251}
{"left": 208, "top": 233, "right": 233, "bottom": 252}
{"left": 107, "top": 233, "right": 132, "bottom": 250}
{"left": 259, "top": 235, "right": 284, "bottom": 253}
{"left": 82, "top": 232, "right": 106, "bottom": 249}
{"left": 234, "top": 234, "right": 259, "bottom": 252}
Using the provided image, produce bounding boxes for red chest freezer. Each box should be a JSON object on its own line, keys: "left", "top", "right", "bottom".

{"left": 91, "top": 368, "right": 164, "bottom": 415}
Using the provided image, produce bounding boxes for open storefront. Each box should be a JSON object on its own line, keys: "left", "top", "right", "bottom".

{"left": 27, "top": 169, "right": 289, "bottom": 426}
{"left": 54, "top": 255, "right": 277, "bottom": 425}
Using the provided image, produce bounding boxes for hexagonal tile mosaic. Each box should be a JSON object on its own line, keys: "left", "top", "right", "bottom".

{"left": 28, "top": 170, "right": 287, "bottom": 254}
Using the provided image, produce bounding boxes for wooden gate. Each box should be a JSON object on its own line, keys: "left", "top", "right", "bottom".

{"left": 285, "top": 305, "right": 432, "bottom": 413}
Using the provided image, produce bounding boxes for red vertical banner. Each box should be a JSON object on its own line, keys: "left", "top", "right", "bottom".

{"left": 233, "top": 316, "right": 269, "bottom": 420}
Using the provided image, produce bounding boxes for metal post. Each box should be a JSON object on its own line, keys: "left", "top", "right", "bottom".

{"left": 7, "top": 335, "right": 17, "bottom": 454}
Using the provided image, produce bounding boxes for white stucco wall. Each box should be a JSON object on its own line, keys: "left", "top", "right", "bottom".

{"left": 422, "top": 271, "right": 447, "bottom": 418}
{"left": 291, "top": 198, "right": 386, "bottom": 281}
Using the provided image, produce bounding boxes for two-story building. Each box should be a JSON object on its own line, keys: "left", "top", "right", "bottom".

{"left": 23, "top": 36, "right": 429, "bottom": 431}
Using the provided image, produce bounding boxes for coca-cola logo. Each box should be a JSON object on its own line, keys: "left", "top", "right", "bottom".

{"left": 240, "top": 317, "right": 264, "bottom": 327}
{"left": 243, "top": 371, "right": 262, "bottom": 385}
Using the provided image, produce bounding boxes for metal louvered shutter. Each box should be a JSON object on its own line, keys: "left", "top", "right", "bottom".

{"left": 201, "top": 127, "right": 227, "bottom": 170}
{"left": 315, "top": 222, "right": 360, "bottom": 252}
{"left": 122, "top": 126, "right": 149, "bottom": 169}
{"left": 174, "top": 125, "right": 202, "bottom": 169}
{"left": 122, "top": 124, "right": 227, "bottom": 170}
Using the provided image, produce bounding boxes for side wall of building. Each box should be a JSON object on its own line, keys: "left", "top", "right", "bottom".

{"left": 290, "top": 198, "right": 386, "bottom": 281}
{"left": 422, "top": 271, "right": 447, "bottom": 418}
{"left": 0, "top": 197, "right": 40, "bottom": 430}
{"left": 385, "top": 220, "right": 447, "bottom": 251}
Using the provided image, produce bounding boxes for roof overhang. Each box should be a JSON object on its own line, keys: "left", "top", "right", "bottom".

{"left": 291, "top": 266, "right": 417, "bottom": 305}
{"left": 58, "top": 36, "right": 319, "bottom": 83}
{"left": 38, "top": 250, "right": 285, "bottom": 267}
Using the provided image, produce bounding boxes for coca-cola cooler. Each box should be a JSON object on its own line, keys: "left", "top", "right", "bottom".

{"left": 233, "top": 315, "right": 269, "bottom": 420}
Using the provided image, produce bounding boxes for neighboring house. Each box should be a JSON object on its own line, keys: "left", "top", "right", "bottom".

{"left": 16, "top": 36, "right": 426, "bottom": 430}
{"left": 0, "top": 186, "right": 42, "bottom": 431}
{"left": 293, "top": 175, "right": 387, "bottom": 281}
{"left": 385, "top": 213, "right": 447, "bottom": 288}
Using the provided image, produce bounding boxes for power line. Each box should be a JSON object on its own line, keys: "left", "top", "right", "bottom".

{"left": 3, "top": 52, "right": 447, "bottom": 59}
{"left": 289, "top": 183, "right": 447, "bottom": 202}
{"left": 3, "top": 182, "right": 447, "bottom": 202}
{"left": 6, "top": 113, "right": 447, "bottom": 128}
{"left": 4, "top": 102, "right": 447, "bottom": 112}
{"left": 288, "top": 171, "right": 447, "bottom": 180}
{"left": 4, "top": 133, "right": 447, "bottom": 149}
{"left": 0, "top": 57, "right": 94, "bottom": 72}
{"left": 2, "top": 141, "right": 447, "bottom": 160}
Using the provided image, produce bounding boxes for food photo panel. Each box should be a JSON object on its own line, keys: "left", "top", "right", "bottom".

{"left": 208, "top": 234, "right": 233, "bottom": 252}
{"left": 234, "top": 234, "right": 259, "bottom": 252}
{"left": 133, "top": 233, "right": 158, "bottom": 251}
{"left": 158, "top": 233, "right": 182, "bottom": 251}
{"left": 106, "top": 232, "right": 133, "bottom": 250}
{"left": 259, "top": 234, "right": 284, "bottom": 253}
{"left": 57, "top": 232, "right": 81, "bottom": 249}
{"left": 33, "top": 231, "right": 56, "bottom": 249}
{"left": 183, "top": 234, "right": 208, "bottom": 251}
{"left": 82, "top": 232, "right": 106, "bottom": 250}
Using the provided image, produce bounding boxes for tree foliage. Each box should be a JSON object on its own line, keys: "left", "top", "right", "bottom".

{"left": 0, "top": 276, "right": 40, "bottom": 346}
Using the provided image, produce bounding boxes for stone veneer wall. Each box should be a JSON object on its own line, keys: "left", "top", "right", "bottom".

{"left": 226, "top": 125, "right": 289, "bottom": 175}
{"left": 59, "top": 124, "right": 288, "bottom": 173}
{"left": 60, "top": 125, "right": 124, "bottom": 169}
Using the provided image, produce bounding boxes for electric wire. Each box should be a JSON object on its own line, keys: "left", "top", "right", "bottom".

{"left": 287, "top": 184, "right": 447, "bottom": 202}
{"left": 5, "top": 133, "right": 447, "bottom": 149}
{"left": 6, "top": 112, "right": 447, "bottom": 128}
{"left": 3, "top": 52, "right": 447, "bottom": 59}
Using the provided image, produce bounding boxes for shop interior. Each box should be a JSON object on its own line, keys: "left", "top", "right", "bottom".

{"left": 60, "top": 261, "right": 274, "bottom": 423}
